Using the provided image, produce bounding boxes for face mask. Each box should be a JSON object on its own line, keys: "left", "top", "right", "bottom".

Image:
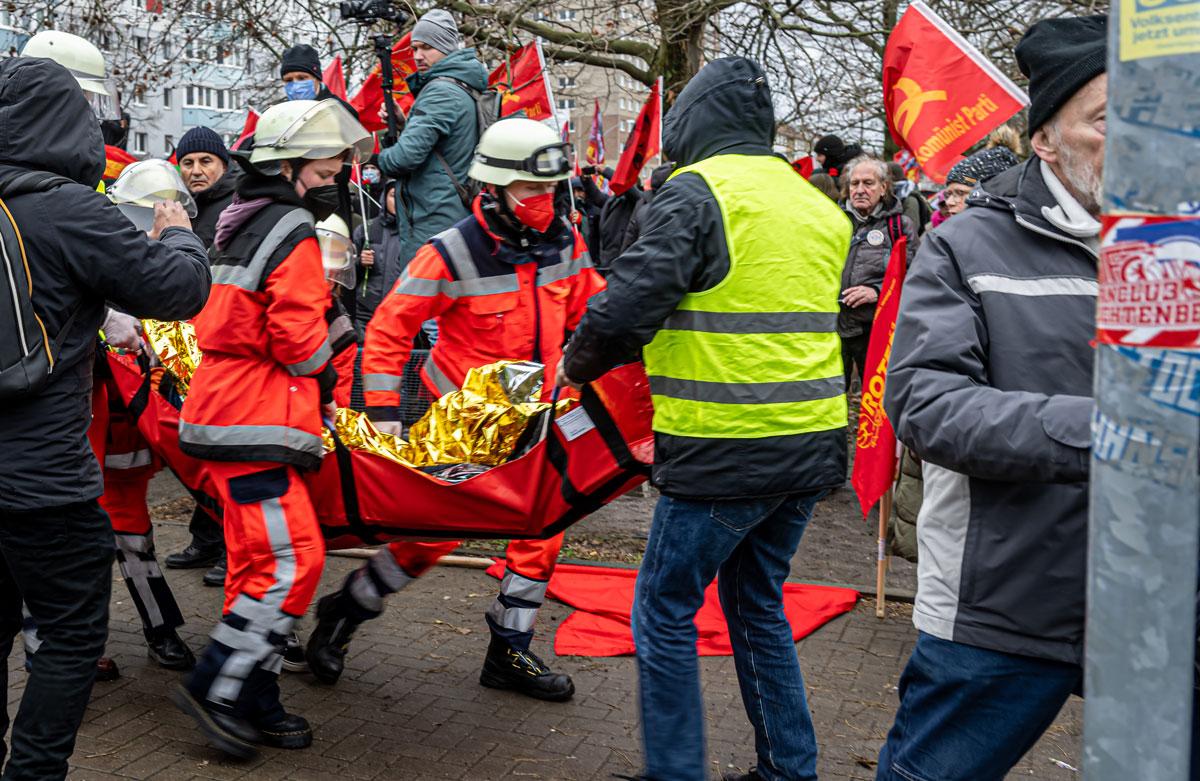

{"left": 284, "top": 80, "right": 318, "bottom": 101}
{"left": 303, "top": 184, "right": 341, "bottom": 221}
{"left": 506, "top": 191, "right": 556, "bottom": 233}
{"left": 362, "top": 168, "right": 381, "bottom": 184}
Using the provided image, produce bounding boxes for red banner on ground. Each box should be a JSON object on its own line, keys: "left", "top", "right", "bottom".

{"left": 851, "top": 235, "right": 908, "bottom": 516}
{"left": 322, "top": 55, "right": 348, "bottom": 102}
{"left": 883, "top": 0, "right": 1027, "bottom": 183}
{"left": 350, "top": 33, "right": 417, "bottom": 132}
{"left": 609, "top": 78, "right": 661, "bottom": 196}
{"left": 488, "top": 41, "right": 553, "bottom": 121}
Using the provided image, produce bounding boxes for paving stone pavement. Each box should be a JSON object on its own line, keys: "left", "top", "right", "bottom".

{"left": 7, "top": 490, "right": 1082, "bottom": 780}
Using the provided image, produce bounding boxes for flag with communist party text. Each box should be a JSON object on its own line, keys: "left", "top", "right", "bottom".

{"left": 609, "top": 78, "right": 662, "bottom": 197}
{"left": 350, "top": 33, "right": 417, "bottom": 132}
{"left": 883, "top": 0, "right": 1027, "bottom": 182}
{"left": 488, "top": 41, "right": 553, "bottom": 121}
{"left": 851, "top": 230, "right": 908, "bottom": 517}
{"left": 322, "top": 55, "right": 348, "bottom": 102}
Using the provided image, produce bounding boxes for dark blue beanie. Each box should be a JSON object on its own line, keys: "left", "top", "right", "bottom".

{"left": 176, "top": 126, "right": 229, "bottom": 165}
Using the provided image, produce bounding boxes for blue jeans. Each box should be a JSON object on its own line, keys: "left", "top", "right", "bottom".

{"left": 633, "top": 491, "right": 824, "bottom": 781}
{"left": 876, "top": 632, "right": 1082, "bottom": 781}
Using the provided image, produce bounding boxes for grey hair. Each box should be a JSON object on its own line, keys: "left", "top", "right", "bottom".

{"left": 840, "top": 156, "right": 893, "bottom": 200}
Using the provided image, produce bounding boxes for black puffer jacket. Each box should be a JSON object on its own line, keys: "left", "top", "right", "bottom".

{"left": 190, "top": 168, "right": 239, "bottom": 248}
{"left": 620, "top": 163, "right": 675, "bottom": 254}
{"left": 351, "top": 181, "right": 406, "bottom": 335}
{"left": 0, "top": 57, "right": 211, "bottom": 511}
{"left": 565, "top": 57, "right": 848, "bottom": 500}
{"left": 838, "top": 195, "right": 918, "bottom": 337}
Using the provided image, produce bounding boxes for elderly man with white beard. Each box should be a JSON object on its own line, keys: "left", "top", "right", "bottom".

{"left": 873, "top": 15, "right": 1111, "bottom": 781}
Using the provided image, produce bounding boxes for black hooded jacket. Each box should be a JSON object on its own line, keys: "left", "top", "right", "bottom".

{"left": 564, "top": 57, "right": 848, "bottom": 500}
{"left": 0, "top": 57, "right": 211, "bottom": 511}
{"left": 351, "top": 180, "right": 406, "bottom": 335}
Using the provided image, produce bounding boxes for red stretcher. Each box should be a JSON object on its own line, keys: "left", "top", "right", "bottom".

{"left": 104, "top": 352, "right": 654, "bottom": 548}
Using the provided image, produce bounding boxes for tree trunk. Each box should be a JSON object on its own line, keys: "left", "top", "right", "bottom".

{"left": 656, "top": 0, "right": 708, "bottom": 105}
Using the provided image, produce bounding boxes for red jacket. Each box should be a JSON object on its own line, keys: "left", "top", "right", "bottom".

{"left": 362, "top": 198, "right": 605, "bottom": 420}
{"left": 181, "top": 203, "right": 335, "bottom": 470}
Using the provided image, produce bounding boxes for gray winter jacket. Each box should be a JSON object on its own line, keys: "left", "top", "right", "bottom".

{"left": 839, "top": 195, "right": 918, "bottom": 337}
{"left": 884, "top": 157, "right": 1096, "bottom": 664}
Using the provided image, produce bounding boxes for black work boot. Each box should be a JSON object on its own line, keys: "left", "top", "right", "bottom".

{"left": 171, "top": 684, "right": 260, "bottom": 760}
{"left": 304, "top": 592, "right": 366, "bottom": 685}
{"left": 165, "top": 544, "right": 222, "bottom": 570}
{"left": 145, "top": 628, "right": 196, "bottom": 670}
{"left": 479, "top": 634, "right": 575, "bottom": 702}
{"left": 255, "top": 711, "right": 313, "bottom": 750}
{"left": 203, "top": 556, "right": 227, "bottom": 588}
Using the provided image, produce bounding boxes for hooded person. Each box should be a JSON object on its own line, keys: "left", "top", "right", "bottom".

{"left": 377, "top": 9, "right": 488, "bottom": 266}
{"left": 171, "top": 98, "right": 372, "bottom": 760}
{"left": 560, "top": 57, "right": 851, "bottom": 781}
{"left": 874, "top": 16, "right": 1111, "bottom": 780}
{"left": 301, "top": 117, "right": 606, "bottom": 704}
{"left": 0, "top": 55, "right": 210, "bottom": 781}
{"left": 813, "top": 133, "right": 863, "bottom": 178}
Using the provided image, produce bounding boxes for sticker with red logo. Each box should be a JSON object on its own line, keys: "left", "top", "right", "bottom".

{"left": 1097, "top": 215, "right": 1200, "bottom": 349}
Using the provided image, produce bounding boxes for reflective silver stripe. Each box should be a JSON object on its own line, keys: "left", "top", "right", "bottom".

{"left": 649, "top": 375, "right": 845, "bottom": 405}
{"left": 499, "top": 569, "right": 548, "bottom": 604}
{"left": 179, "top": 420, "right": 325, "bottom": 459}
{"left": 423, "top": 355, "right": 460, "bottom": 396}
{"left": 211, "top": 209, "right": 314, "bottom": 291}
{"left": 372, "top": 548, "right": 416, "bottom": 591}
{"left": 104, "top": 448, "right": 153, "bottom": 470}
{"left": 967, "top": 274, "right": 1098, "bottom": 298}
{"left": 451, "top": 275, "right": 519, "bottom": 297}
{"left": 114, "top": 531, "right": 153, "bottom": 554}
{"left": 394, "top": 271, "right": 445, "bottom": 298}
{"left": 114, "top": 533, "right": 165, "bottom": 628}
{"left": 662, "top": 311, "right": 838, "bottom": 334}
{"left": 434, "top": 227, "right": 478, "bottom": 280}
{"left": 328, "top": 313, "right": 354, "bottom": 347}
{"left": 208, "top": 498, "right": 299, "bottom": 705}
{"left": 486, "top": 601, "right": 539, "bottom": 633}
{"left": 363, "top": 373, "right": 403, "bottom": 393}
{"left": 286, "top": 337, "right": 332, "bottom": 377}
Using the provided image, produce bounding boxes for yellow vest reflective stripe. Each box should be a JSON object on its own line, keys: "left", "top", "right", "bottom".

{"left": 643, "top": 154, "right": 851, "bottom": 440}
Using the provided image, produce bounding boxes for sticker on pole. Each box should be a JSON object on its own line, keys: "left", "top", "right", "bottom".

{"left": 1098, "top": 215, "right": 1200, "bottom": 349}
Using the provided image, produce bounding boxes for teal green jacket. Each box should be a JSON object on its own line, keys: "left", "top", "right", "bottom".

{"left": 379, "top": 48, "right": 487, "bottom": 264}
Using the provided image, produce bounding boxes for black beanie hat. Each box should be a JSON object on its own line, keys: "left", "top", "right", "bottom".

{"left": 1015, "top": 15, "right": 1108, "bottom": 133}
{"left": 176, "top": 126, "right": 229, "bottom": 166}
{"left": 280, "top": 44, "right": 322, "bottom": 80}
{"left": 814, "top": 134, "right": 845, "bottom": 160}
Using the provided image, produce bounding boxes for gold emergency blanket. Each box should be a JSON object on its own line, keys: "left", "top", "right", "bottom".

{"left": 142, "top": 319, "right": 201, "bottom": 393}
{"left": 138, "top": 319, "right": 558, "bottom": 469}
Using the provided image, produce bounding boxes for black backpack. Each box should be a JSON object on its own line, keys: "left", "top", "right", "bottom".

{"left": 0, "top": 167, "right": 76, "bottom": 400}
{"left": 428, "top": 76, "right": 505, "bottom": 209}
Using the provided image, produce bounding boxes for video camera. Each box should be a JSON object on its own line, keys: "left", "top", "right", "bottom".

{"left": 338, "top": 0, "right": 407, "bottom": 25}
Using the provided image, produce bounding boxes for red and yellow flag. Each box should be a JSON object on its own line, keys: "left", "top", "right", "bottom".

{"left": 851, "top": 231, "right": 908, "bottom": 517}
{"left": 488, "top": 41, "right": 553, "bottom": 121}
{"left": 883, "top": 0, "right": 1027, "bottom": 182}
{"left": 103, "top": 145, "right": 137, "bottom": 182}
{"left": 586, "top": 99, "right": 605, "bottom": 166}
{"left": 350, "top": 33, "right": 418, "bottom": 132}
{"left": 608, "top": 78, "right": 661, "bottom": 197}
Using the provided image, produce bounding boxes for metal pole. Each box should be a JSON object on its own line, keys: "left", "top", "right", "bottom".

{"left": 1085, "top": 4, "right": 1200, "bottom": 779}
{"left": 875, "top": 488, "right": 891, "bottom": 619}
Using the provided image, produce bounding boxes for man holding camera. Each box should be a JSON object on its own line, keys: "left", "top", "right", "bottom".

{"left": 378, "top": 9, "right": 487, "bottom": 266}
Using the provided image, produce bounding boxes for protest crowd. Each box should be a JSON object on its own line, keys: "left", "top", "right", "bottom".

{"left": 0, "top": 5, "right": 1182, "bottom": 781}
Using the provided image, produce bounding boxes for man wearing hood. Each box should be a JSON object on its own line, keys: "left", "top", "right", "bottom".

{"left": 378, "top": 9, "right": 488, "bottom": 266}
{"left": 875, "top": 17, "right": 1108, "bottom": 780}
{"left": 0, "top": 57, "right": 210, "bottom": 780}
{"left": 560, "top": 58, "right": 851, "bottom": 781}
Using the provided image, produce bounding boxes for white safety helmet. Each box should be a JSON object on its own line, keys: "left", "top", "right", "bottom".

{"left": 21, "top": 30, "right": 118, "bottom": 119}
{"left": 316, "top": 214, "right": 356, "bottom": 289}
{"left": 469, "top": 118, "right": 573, "bottom": 188}
{"left": 249, "top": 99, "right": 373, "bottom": 169}
{"left": 108, "top": 159, "right": 197, "bottom": 232}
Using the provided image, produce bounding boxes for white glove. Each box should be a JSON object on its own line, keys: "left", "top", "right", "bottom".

{"left": 102, "top": 309, "right": 143, "bottom": 354}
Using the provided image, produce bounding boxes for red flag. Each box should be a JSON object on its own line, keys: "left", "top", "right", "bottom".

{"left": 232, "top": 109, "right": 258, "bottom": 151}
{"left": 792, "top": 157, "right": 815, "bottom": 179}
{"left": 586, "top": 99, "right": 605, "bottom": 166}
{"left": 103, "top": 145, "right": 137, "bottom": 182}
{"left": 322, "top": 55, "right": 348, "bottom": 102}
{"left": 851, "top": 235, "right": 908, "bottom": 517}
{"left": 145, "top": 0, "right": 162, "bottom": 12}
{"left": 883, "top": 0, "right": 1027, "bottom": 183}
{"left": 350, "top": 33, "right": 417, "bottom": 132}
{"left": 608, "top": 79, "right": 661, "bottom": 196}
{"left": 488, "top": 42, "right": 552, "bottom": 121}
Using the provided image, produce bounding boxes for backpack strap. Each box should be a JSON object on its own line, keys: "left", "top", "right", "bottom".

{"left": 427, "top": 77, "right": 483, "bottom": 210}
{"left": 887, "top": 214, "right": 904, "bottom": 243}
{"left": 0, "top": 167, "right": 73, "bottom": 197}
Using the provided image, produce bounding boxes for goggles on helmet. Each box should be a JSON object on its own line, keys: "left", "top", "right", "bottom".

{"left": 476, "top": 142, "right": 572, "bottom": 179}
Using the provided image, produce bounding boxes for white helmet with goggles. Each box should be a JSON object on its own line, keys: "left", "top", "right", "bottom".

{"left": 108, "top": 159, "right": 197, "bottom": 232}
{"left": 315, "top": 214, "right": 357, "bottom": 289}
{"left": 469, "top": 118, "right": 572, "bottom": 187}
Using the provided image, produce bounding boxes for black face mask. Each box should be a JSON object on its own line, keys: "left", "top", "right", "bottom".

{"left": 303, "top": 184, "right": 341, "bottom": 221}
